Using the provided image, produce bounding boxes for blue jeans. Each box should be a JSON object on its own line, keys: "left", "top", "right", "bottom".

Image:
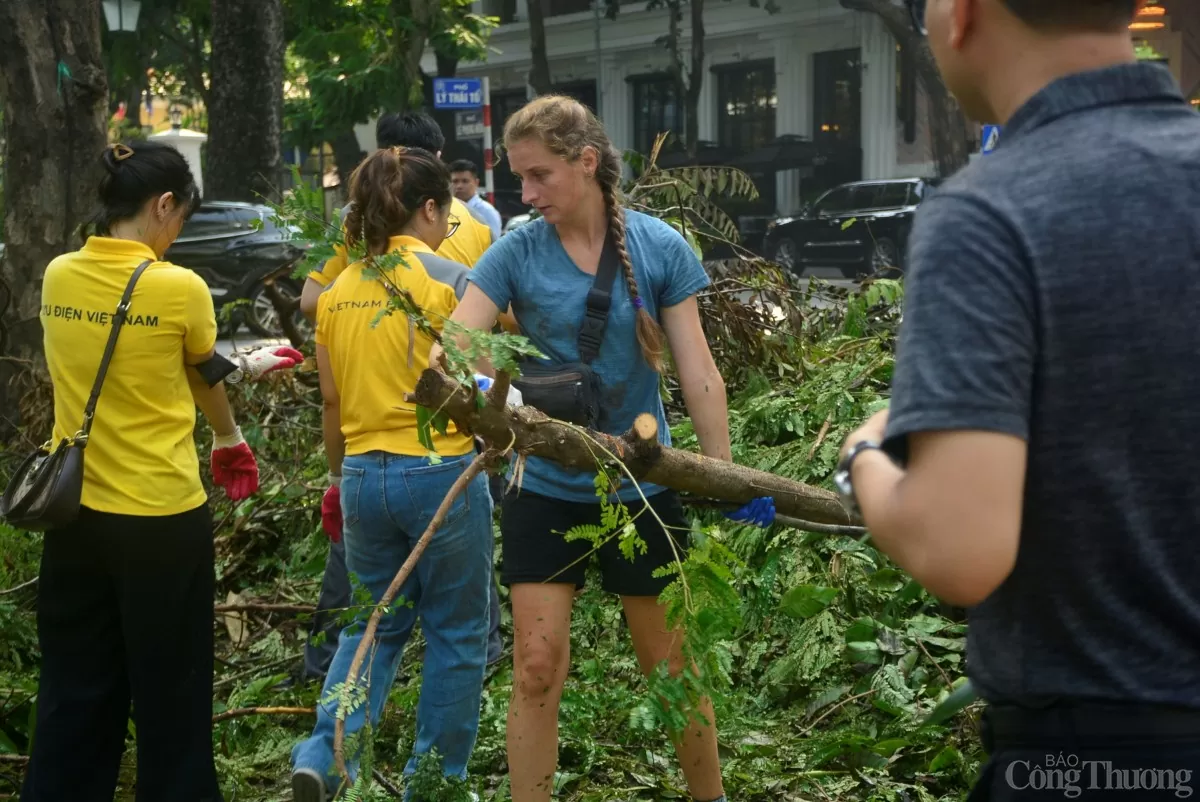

{"left": 291, "top": 451, "right": 493, "bottom": 792}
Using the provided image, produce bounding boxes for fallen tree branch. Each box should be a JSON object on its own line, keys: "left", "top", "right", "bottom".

{"left": 407, "top": 369, "right": 858, "bottom": 527}
{"left": 212, "top": 705, "right": 315, "bottom": 724}
{"left": 0, "top": 755, "right": 28, "bottom": 764}
{"left": 333, "top": 450, "right": 493, "bottom": 781}
{"left": 213, "top": 602, "right": 316, "bottom": 615}
{"left": 0, "top": 577, "right": 38, "bottom": 596}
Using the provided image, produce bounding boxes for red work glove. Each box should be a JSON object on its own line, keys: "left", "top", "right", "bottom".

{"left": 321, "top": 480, "right": 343, "bottom": 543}
{"left": 235, "top": 345, "right": 305, "bottom": 381}
{"left": 211, "top": 427, "right": 260, "bottom": 501}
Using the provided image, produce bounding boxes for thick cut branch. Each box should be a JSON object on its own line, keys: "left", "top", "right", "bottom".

{"left": 408, "top": 371, "right": 857, "bottom": 526}
{"left": 333, "top": 451, "right": 492, "bottom": 780}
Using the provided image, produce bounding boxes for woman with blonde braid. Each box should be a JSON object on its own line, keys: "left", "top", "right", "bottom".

{"left": 430, "top": 95, "right": 773, "bottom": 802}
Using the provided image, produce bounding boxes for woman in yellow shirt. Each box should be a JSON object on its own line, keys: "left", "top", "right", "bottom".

{"left": 290, "top": 146, "right": 494, "bottom": 800}
{"left": 22, "top": 141, "right": 290, "bottom": 802}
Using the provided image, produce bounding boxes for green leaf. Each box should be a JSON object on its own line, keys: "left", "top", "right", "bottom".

{"left": 415, "top": 405, "right": 435, "bottom": 452}
{"left": 779, "top": 584, "right": 839, "bottom": 619}
{"left": 929, "top": 745, "right": 963, "bottom": 772}
{"left": 841, "top": 217, "right": 857, "bottom": 230}
{"left": 923, "top": 677, "right": 978, "bottom": 725}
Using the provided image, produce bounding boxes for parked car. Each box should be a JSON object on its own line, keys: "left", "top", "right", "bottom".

{"left": 164, "top": 200, "right": 310, "bottom": 337}
{"left": 763, "top": 178, "right": 938, "bottom": 278}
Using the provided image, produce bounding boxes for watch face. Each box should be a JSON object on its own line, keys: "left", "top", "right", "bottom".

{"left": 833, "top": 467, "right": 853, "bottom": 498}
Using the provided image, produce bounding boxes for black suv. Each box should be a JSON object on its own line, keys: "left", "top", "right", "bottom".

{"left": 164, "top": 201, "right": 309, "bottom": 337}
{"left": 763, "top": 178, "right": 937, "bottom": 278}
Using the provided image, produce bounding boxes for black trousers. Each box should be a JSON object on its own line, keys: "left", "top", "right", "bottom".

{"left": 21, "top": 505, "right": 223, "bottom": 802}
{"left": 967, "top": 701, "right": 1200, "bottom": 801}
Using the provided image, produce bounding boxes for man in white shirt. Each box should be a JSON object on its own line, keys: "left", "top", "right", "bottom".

{"left": 450, "top": 159, "right": 503, "bottom": 241}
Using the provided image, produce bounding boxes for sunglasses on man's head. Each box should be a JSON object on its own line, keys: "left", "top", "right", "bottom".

{"left": 906, "top": 0, "right": 927, "bottom": 35}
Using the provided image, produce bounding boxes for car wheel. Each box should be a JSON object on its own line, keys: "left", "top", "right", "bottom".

{"left": 245, "top": 277, "right": 311, "bottom": 340}
{"left": 871, "top": 238, "right": 902, "bottom": 278}
{"left": 770, "top": 237, "right": 799, "bottom": 270}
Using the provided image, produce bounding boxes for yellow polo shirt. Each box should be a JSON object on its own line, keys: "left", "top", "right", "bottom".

{"left": 308, "top": 197, "right": 492, "bottom": 289}
{"left": 41, "top": 237, "right": 217, "bottom": 515}
{"left": 315, "top": 235, "right": 474, "bottom": 458}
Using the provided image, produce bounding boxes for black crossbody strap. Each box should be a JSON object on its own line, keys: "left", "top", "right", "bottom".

{"left": 577, "top": 234, "right": 621, "bottom": 364}
{"left": 78, "top": 259, "right": 154, "bottom": 440}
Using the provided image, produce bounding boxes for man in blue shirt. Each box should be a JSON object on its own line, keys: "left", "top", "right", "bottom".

{"left": 836, "top": 0, "right": 1200, "bottom": 799}
{"left": 450, "top": 159, "right": 503, "bottom": 241}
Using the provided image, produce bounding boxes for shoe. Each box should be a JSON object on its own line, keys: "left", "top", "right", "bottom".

{"left": 291, "top": 768, "right": 327, "bottom": 802}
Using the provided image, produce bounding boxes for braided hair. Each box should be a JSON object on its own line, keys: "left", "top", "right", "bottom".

{"left": 500, "top": 95, "right": 667, "bottom": 373}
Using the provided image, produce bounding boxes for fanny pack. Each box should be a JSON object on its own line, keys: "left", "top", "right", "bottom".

{"left": 511, "top": 234, "right": 620, "bottom": 429}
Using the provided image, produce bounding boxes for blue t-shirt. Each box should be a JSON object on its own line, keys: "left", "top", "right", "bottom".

{"left": 467, "top": 210, "right": 710, "bottom": 503}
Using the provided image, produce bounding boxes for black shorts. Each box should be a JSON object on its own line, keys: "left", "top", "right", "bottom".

{"left": 499, "top": 489, "right": 690, "bottom": 596}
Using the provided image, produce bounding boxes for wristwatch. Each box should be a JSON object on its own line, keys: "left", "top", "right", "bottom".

{"left": 833, "top": 439, "right": 882, "bottom": 516}
{"left": 223, "top": 354, "right": 248, "bottom": 384}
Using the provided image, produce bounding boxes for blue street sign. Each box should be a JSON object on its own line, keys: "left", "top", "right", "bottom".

{"left": 981, "top": 124, "right": 1001, "bottom": 155}
{"left": 433, "top": 78, "right": 483, "bottom": 110}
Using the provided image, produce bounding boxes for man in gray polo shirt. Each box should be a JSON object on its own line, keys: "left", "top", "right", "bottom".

{"left": 835, "top": 0, "right": 1200, "bottom": 799}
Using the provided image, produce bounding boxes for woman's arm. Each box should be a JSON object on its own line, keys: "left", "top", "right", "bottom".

{"left": 429, "top": 283, "right": 503, "bottom": 375}
{"left": 660, "top": 296, "right": 731, "bottom": 461}
{"left": 316, "top": 344, "right": 345, "bottom": 475}
{"left": 185, "top": 349, "right": 237, "bottom": 437}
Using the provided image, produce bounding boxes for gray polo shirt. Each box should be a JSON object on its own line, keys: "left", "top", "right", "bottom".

{"left": 882, "top": 62, "right": 1200, "bottom": 709}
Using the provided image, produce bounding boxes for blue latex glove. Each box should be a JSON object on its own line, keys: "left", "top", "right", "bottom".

{"left": 726, "top": 497, "right": 776, "bottom": 528}
{"left": 474, "top": 373, "right": 493, "bottom": 392}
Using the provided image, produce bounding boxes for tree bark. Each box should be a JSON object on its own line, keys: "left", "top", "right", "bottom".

{"left": 839, "top": 0, "right": 971, "bottom": 177}
{"left": 206, "top": 0, "right": 285, "bottom": 202}
{"left": 389, "top": 0, "right": 442, "bottom": 114}
{"left": 408, "top": 370, "right": 856, "bottom": 526}
{"left": 685, "top": 0, "right": 704, "bottom": 157}
{"left": 330, "top": 128, "right": 365, "bottom": 191}
{"left": 0, "top": 0, "right": 109, "bottom": 439}
{"left": 527, "top": 0, "right": 554, "bottom": 96}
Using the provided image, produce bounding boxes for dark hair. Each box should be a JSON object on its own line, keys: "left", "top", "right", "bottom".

{"left": 502, "top": 95, "right": 666, "bottom": 373}
{"left": 91, "top": 140, "right": 200, "bottom": 235}
{"left": 343, "top": 146, "right": 452, "bottom": 257}
{"left": 1000, "top": 0, "right": 1138, "bottom": 30}
{"left": 376, "top": 111, "right": 445, "bottom": 153}
{"left": 449, "top": 159, "right": 479, "bottom": 177}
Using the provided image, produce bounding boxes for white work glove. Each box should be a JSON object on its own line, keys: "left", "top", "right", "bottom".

{"left": 226, "top": 346, "right": 304, "bottom": 383}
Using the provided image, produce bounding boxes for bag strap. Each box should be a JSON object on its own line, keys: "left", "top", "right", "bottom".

{"left": 78, "top": 259, "right": 154, "bottom": 441}
{"left": 577, "top": 233, "right": 621, "bottom": 365}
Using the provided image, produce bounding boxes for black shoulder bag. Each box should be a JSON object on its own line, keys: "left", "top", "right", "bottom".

{"left": 0, "top": 259, "right": 153, "bottom": 532}
{"left": 511, "top": 235, "right": 620, "bottom": 429}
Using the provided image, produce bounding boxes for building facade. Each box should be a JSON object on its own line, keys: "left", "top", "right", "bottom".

{"left": 422, "top": 0, "right": 940, "bottom": 220}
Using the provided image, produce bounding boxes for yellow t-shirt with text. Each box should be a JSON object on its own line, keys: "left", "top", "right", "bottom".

{"left": 315, "top": 235, "right": 474, "bottom": 458}
{"left": 308, "top": 197, "right": 492, "bottom": 289}
{"left": 41, "top": 237, "right": 218, "bottom": 516}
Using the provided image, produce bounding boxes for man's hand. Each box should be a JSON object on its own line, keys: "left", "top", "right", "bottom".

{"left": 841, "top": 408, "right": 890, "bottom": 460}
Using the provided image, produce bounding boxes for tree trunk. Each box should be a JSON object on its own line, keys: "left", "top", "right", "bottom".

{"left": 684, "top": 0, "right": 704, "bottom": 157}
{"left": 0, "top": 0, "right": 108, "bottom": 439}
{"left": 839, "top": 0, "right": 971, "bottom": 177}
{"left": 330, "top": 128, "right": 365, "bottom": 192}
{"left": 206, "top": 0, "right": 284, "bottom": 202}
{"left": 388, "top": 0, "right": 441, "bottom": 114}
{"left": 408, "top": 370, "right": 855, "bottom": 526}
{"left": 527, "top": 0, "right": 553, "bottom": 95}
